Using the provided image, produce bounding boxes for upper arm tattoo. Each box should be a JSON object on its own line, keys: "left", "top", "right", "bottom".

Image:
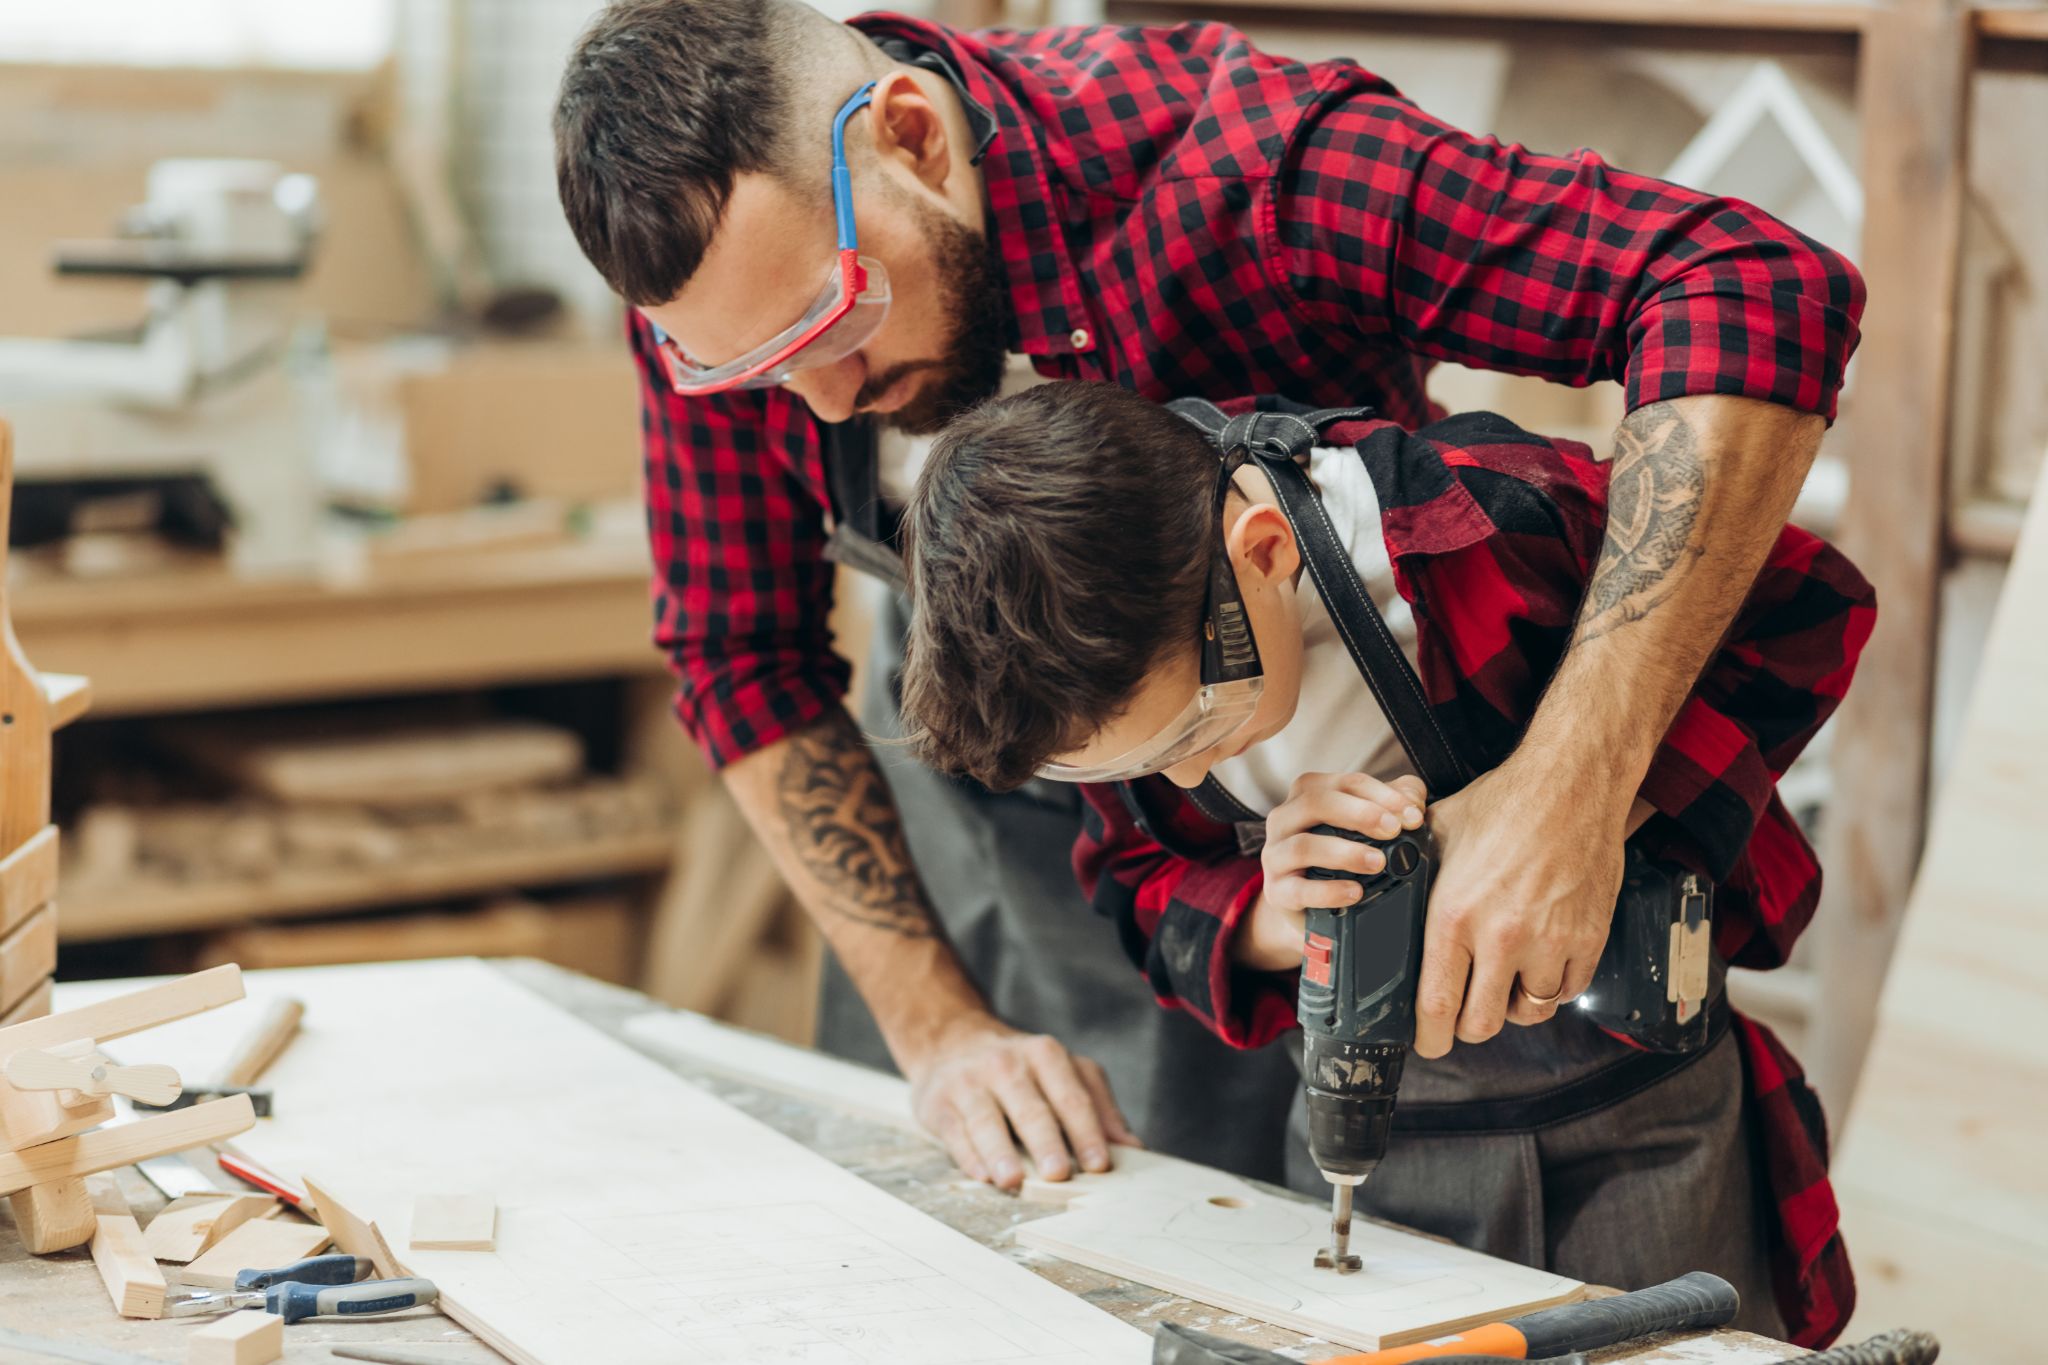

{"left": 776, "top": 711, "right": 939, "bottom": 939}
{"left": 1579, "top": 401, "right": 1706, "bottom": 643}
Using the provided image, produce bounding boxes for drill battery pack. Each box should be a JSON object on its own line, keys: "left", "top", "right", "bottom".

{"left": 1577, "top": 844, "right": 1724, "bottom": 1053}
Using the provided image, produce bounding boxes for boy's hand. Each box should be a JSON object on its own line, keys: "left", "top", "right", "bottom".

{"left": 1235, "top": 773, "right": 1429, "bottom": 973}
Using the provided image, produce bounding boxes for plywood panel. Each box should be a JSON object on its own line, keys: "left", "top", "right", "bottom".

{"left": 56, "top": 962, "right": 1150, "bottom": 1364}
{"left": 1834, "top": 467, "right": 2048, "bottom": 1356}
{"left": 1016, "top": 1166, "right": 1581, "bottom": 1351}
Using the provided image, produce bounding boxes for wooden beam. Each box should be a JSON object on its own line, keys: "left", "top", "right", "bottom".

{"left": 0, "top": 963, "right": 244, "bottom": 1056}
{"left": 91, "top": 1213, "right": 167, "bottom": 1318}
{"left": 1811, "top": 0, "right": 1974, "bottom": 1117}
{"left": 0, "top": 1095, "right": 255, "bottom": 1197}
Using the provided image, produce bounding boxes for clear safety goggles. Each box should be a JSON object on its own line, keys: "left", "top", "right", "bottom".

{"left": 648, "top": 82, "right": 891, "bottom": 396}
{"left": 1037, "top": 448, "right": 1266, "bottom": 784}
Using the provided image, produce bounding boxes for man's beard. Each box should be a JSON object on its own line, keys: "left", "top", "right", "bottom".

{"left": 858, "top": 197, "right": 1010, "bottom": 436}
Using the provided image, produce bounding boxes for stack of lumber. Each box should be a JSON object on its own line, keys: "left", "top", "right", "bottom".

{"left": 59, "top": 716, "right": 676, "bottom": 941}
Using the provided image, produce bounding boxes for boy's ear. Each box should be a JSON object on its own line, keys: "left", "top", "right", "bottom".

{"left": 867, "top": 70, "right": 951, "bottom": 194}
{"left": 1226, "top": 504, "right": 1299, "bottom": 586}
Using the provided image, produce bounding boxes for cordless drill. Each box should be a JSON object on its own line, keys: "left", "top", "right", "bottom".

{"left": 1298, "top": 822, "right": 1434, "bottom": 1272}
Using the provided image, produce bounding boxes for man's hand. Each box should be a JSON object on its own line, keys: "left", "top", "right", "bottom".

{"left": 1409, "top": 394, "right": 1822, "bottom": 1059}
{"left": 1411, "top": 758, "right": 1629, "bottom": 1057}
{"left": 906, "top": 1015, "right": 1139, "bottom": 1190}
{"left": 1236, "top": 773, "right": 1429, "bottom": 973}
{"left": 722, "top": 709, "right": 1137, "bottom": 1190}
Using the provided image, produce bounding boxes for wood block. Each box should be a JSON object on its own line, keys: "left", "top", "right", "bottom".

{"left": 144, "top": 1192, "right": 278, "bottom": 1263}
{"left": 91, "top": 1212, "right": 166, "bottom": 1317}
{"left": 0, "top": 1095, "right": 255, "bottom": 1197}
{"left": 408, "top": 1193, "right": 495, "bottom": 1251}
{"left": 0, "top": 964, "right": 243, "bottom": 1057}
{"left": 9, "top": 1177, "right": 96, "bottom": 1253}
{"left": 0, "top": 906, "right": 57, "bottom": 1017}
{"left": 188, "top": 1309, "right": 282, "bottom": 1365}
{"left": 0, "top": 825, "right": 57, "bottom": 937}
{"left": 169, "top": 718, "right": 583, "bottom": 806}
{"left": 303, "top": 1175, "right": 400, "bottom": 1279}
{"left": 180, "top": 1216, "right": 332, "bottom": 1289}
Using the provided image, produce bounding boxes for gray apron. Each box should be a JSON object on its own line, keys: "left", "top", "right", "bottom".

{"left": 813, "top": 421, "right": 1302, "bottom": 1183}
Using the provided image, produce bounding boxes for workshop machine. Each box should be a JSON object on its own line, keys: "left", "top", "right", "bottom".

{"left": 0, "top": 158, "right": 325, "bottom": 571}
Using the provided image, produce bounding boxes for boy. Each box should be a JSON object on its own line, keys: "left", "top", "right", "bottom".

{"left": 899, "top": 381, "right": 1874, "bottom": 1343}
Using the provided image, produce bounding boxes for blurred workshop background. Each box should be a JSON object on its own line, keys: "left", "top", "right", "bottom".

{"left": 1, "top": 0, "right": 2041, "bottom": 1128}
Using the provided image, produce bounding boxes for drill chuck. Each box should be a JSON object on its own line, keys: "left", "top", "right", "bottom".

{"left": 1303, "top": 1032, "right": 1403, "bottom": 1181}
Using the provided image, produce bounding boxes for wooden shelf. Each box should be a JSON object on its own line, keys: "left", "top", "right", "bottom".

{"left": 11, "top": 537, "right": 661, "bottom": 717}
{"left": 1977, "top": 6, "right": 2048, "bottom": 41}
{"left": 1107, "top": 0, "right": 1873, "bottom": 34}
{"left": 59, "top": 831, "right": 674, "bottom": 941}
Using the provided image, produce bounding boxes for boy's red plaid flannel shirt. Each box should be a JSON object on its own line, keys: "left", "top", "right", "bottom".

{"left": 1073, "top": 408, "right": 1875, "bottom": 1346}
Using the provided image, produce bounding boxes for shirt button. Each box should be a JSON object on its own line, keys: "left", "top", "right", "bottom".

{"left": 1070, "top": 327, "right": 1091, "bottom": 349}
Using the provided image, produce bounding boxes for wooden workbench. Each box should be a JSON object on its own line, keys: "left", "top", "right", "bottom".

{"left": 1, "top": 962, "right": 1803, "bottom": 1364}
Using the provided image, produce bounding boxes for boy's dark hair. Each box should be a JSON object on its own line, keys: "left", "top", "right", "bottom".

{"left": 902, "top": 382, "right": 1219, "bottom": 791}
{"left": 553, "top": 0, "right": 866, "bottom": 306}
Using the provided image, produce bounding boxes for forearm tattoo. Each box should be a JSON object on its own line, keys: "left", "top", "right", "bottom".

{"left": 776, "top": 711, "right": 938, "bottom": 939}
{"left": 1580, "top": 401, "right": 1706, "bottom": 643}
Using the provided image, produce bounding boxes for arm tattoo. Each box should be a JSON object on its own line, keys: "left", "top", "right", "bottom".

{"left": 1580, "top": 401, "right": 1706, "bottom": 643}
{"left": 776, "top": 711, "right": 938, "bottom": 939}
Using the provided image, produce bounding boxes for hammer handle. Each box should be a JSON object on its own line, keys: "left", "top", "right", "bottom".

{"left": 1327, "top": 1272, "right": 1738, "bottom": 1363}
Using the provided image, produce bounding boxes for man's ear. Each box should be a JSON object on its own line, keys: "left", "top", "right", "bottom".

{"left": 866, "top": 70, "right": 951, "bottom": 194}
{"left": 1227, "top": 504, "right": 1299, "bottom": 587}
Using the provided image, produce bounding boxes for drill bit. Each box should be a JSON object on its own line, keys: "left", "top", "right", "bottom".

{"left": 1313, "top": 1183, "right": 1361, "bottom": 1272}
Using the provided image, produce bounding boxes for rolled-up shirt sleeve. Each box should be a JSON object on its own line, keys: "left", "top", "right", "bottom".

{"left": 633, "top": 315, "right": 849, "bottom": 767}
{"left": 1273, "top": 76, "right": 1867, "bottom": 421}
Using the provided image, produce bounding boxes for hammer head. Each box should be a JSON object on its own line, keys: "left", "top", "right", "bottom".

{"left": 1151, "top": 1324, "right": 1291, "bottom": 1365}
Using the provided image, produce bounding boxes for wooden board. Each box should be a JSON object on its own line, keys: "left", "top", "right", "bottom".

{"left": 179, "top": 1217, "right": 333, "bottom": 1289}
{"left": 162, "top": 717, "right": 584, "bottom": 806}
{"left": 304, "top": 1174, "right": 401, "bottom": 1280}
{"left": 1833, "top": 467, "right": 2048, "bottom": 1360}
{"left": 409, "top": 1193, "right": 496, "bottom": 1251}
{"left": 58, "top": 961, "right": 1150, "bottom": 1364}
{"left": 144, "top": 1193, "right": 279, "bottom": 1264}
{"left": 90, "top": 1212, "right": 166, "bottom": 1318}
{"left": 1016, "top": 1165, "right": 1582, "bottom": 1351}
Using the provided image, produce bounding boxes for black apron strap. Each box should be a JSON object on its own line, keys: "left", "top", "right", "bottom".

{"left": 1254, "top": 454, "right": 1472, "bottom": 800}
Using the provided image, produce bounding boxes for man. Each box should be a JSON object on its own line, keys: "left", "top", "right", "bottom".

{"left": 552, "top": 0, "right": 1862, "bottom": 1198}
{"left": 893, "top": 382, "right": 1873, "bottom": 1340}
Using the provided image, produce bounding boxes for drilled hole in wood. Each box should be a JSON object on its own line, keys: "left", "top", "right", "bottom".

{"left": 1207, "top": 1196, "right": 1249, "bottom": 1209}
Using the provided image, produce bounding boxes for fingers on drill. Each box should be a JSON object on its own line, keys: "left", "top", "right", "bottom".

{"left": 1456, "top": 957, "right": 1518, "bottom": 1045}
{"left": 1413, "top": 939, "right": 1472, "bottom": 1058}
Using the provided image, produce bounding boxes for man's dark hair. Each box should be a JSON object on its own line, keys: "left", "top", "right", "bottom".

{"left": 554, "top": 0, "right": 866, "bottom": 306}
{"left": 902, "top": 382, "right": 1220, "bottom": 791}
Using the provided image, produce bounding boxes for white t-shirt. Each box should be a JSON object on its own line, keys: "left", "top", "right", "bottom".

{"left": 1208, "top": 444, "right": 1421, "bottom": 816}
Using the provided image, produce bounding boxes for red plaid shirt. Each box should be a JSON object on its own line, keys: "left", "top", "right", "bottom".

{"left": 633, "top": 13, "right": 1864, "bottom": 768}
{"left": 1072, "top": 406, "right": 1875, "bottom": 1347}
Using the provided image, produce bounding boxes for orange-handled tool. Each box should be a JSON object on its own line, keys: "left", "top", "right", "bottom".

{"left": 1153, "top": 1271, "right": 1738, "bottom": 1365}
